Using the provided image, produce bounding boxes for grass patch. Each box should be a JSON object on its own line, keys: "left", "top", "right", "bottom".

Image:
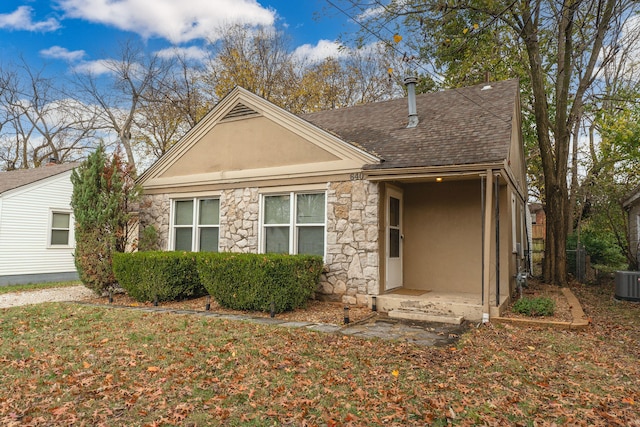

{"left": 0, "top": 280, "right": 81, "bottom": 295}
{"left": 0, "top": 283, "right": 638, "bottom": 425}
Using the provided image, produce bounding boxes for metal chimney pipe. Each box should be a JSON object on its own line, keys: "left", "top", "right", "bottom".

{"left": 404, "top": 76, "right": 419, "bottom": 128}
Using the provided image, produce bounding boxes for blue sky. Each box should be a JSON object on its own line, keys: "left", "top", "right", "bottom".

{"left": 0, "top": 0, "right": 360, "bottom": 75}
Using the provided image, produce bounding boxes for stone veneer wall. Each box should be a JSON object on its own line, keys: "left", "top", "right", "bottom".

{"left": 218, "top": 188, "right": 260, "bottom": 253}
{"left": 324, "top": 181, "right": 380, "bottom": 305}
{"left": 139, "top": 193, "right": 170, "bottom": 250}
{"left": 138, "top": 180, "right": 380, "bottom": 305}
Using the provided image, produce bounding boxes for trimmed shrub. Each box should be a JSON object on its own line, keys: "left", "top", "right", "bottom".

{"left": 113, "top": 251, "right": 206, "bottom": 302}
{"left": 512, "top": 296, "right": 555, "bottom": 317}
{"left": 197, "top": 253, "right": 323, "bottom": 313}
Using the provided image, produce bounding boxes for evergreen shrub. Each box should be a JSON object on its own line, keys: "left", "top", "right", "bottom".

{"left": 197, "top": 253, "right": 323, "bottom": 313}
{"left": 113, "top": 251, "right": 206, "bottom": 302}
{"left": 71, "top": 145, "right": 138, "bottom": 294}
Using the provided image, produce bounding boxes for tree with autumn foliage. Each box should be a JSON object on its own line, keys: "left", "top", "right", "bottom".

{"left": 336, "top": 0, "right": 639, "bottom": 284}
{"left": 71, "top": 144, "right": 139, "bottom": 294}
{"left": 203, "top": 24, "right": 400, "bottom": 114}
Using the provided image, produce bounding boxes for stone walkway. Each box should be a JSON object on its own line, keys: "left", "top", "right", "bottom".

{"left": 77, "top": 301, "right": 468, "bottom": 347}
{"left": 1, "top": 285, "right": 467, "bottom": 347}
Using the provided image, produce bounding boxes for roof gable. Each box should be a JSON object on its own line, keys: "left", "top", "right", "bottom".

{"left": 138, "top": 87, "right": 378, "bottom": 190}
{"left": 0, "top": 163, "right": 77, "bottom": 195}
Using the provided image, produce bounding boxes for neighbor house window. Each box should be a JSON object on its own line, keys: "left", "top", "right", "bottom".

{"left": 50, "top": 211, "right": 71, "bottom": 246}
{"left": 262, "top": 192, "right": 325, "bottom": 256}
{"left": 172, "top": 198, "right": 219, "bottom": 252}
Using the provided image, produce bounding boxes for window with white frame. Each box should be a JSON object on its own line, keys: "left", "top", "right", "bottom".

{"left": 172, "top": 198, "right": 219, "bottom": 252}
{"left": 50, "top": 211, "right": 71, "bottom": 246}
{"left": 262, "top": 192, "right": 325, "bottom": 256}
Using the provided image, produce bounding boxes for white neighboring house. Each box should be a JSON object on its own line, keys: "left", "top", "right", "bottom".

{"left": 0, "top": 163, "right": 79, "bottom": 285}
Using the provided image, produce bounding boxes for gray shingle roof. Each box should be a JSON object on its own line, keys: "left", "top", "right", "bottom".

{"left": 0, "top": 163, "right": 77, "bottom": 194}
{"left": 302, "top": 79, "right": 519, "bottom": 170}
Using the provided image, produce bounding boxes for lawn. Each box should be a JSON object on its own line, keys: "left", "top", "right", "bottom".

{"left": 0, "top": 282, "right": 637, "bottom": 426}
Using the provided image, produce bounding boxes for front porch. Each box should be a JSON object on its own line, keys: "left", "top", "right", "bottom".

{"left": 374, "top": 288, "right": 510, "bottom": 324}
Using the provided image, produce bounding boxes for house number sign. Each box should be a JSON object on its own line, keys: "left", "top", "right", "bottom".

{"left": 350, "top": 172, "right": 364, "bottom": 181}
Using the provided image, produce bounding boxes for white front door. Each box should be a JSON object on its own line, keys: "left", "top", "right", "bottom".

{"left": 385, "top": 187, "right": 403, "bottom": 290}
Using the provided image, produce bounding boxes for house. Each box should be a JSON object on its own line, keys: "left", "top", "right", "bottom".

{"left": 622, "top": 185, "right": 640, "bottom": 270}
{"left": 137, "top": 79, "right": 528, "bottom": 323}
{"left": 0, "top": 163, "right": 79, "bottom": 285}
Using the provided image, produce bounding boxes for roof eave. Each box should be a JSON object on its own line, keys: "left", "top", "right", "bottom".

{"left": 363, "top": 161, "right": 506, "bottom": 181}
{"left": 622, "top": 186, "right": 640, "bottom": 208}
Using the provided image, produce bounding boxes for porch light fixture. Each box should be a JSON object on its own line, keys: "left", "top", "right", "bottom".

{"left": 436, "top": 177, "right": 443, "bottom": 182}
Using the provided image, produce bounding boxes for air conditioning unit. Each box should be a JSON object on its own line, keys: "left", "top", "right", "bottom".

{"left": 615, "top": 271, "right": 640, "bottom": 302}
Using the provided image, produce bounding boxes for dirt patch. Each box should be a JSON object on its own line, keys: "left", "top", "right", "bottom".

{"left": 85, "top": 293, "right": 374, "bottom": 325}
{"left": 500, "top": 279, "right": 573, "bottom": 323}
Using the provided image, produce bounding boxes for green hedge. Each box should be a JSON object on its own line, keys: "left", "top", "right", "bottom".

{"left": 197, "top": 253, "right": 323, "bottom": 313}
{"left": 112, "top": 251, "right": 206, "bottom": 302}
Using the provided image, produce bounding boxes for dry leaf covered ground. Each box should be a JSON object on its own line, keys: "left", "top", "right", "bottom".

{"left": 87, "top": 293, "right": 374, "bottom": 325}
{"left": 86, "top": 278, "right": 575, "bottom": 325}
{"left": 0, "top": 280, "right": 637, "bottom": 426}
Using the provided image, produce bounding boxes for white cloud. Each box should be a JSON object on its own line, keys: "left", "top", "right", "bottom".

{"left": 72, "top": 60, "right": 114, "bottom": 76}
{"left": 292, "top": 40, "right": 347, "bottom": 64}
{"left": 0, "top": 6, "right": 61, "bottom": 32}
{"left": 356, "top": 5, "right": 386, "bottom": 21}
{"left": 56, "top": 0, "right": 275, "bottom": 44}
{"left": 155, "top": 46, "right": 208, "bottom": 62}
{"left": 40, "top": 46, "right": 86, "bottom": 61}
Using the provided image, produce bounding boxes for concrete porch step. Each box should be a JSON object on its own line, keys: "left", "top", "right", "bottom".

{"left": 388, "top": 308, "right": 464, "bottom": 325}
{"left": 375, "top": 291, "right": 484, "bottom": 322}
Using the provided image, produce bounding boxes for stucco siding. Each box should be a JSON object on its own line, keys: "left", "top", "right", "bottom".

{"left": 162, "top": 117, "right": 339, "bottom": 177}
{"left": 508, "top": 102, "right": 527, "bottom": 197}
{"left": 403, "top": 180, "right": 483, "bottom": 293}
{"left": 0, "top": 171, "right": 76, "bottom": 278}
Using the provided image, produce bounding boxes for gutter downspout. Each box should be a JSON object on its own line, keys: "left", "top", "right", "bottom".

{"left": 481, "top": 175, "right": 485, "bottom": 307}
{"left": 495, "top": 173, "right": 500, "bottom": 308}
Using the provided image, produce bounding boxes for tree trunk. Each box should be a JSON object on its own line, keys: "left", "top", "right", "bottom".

{"left": 520, "top": 0, "right": 572, "bottom": 285}
{"left": 568, "top": 119, "right": 581, "bottom": 234}
{"left": 543, "top": 177, "right": 569, "bottom": 285}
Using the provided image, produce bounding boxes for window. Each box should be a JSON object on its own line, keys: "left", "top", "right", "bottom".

{"left": 262, "top": 192, "right": 325, "bottom": 256}
{"left": 50, "top": 211, "right": 71, "bottom": 246}
{"left": 172, "top": 198, "right": 219, "bottom": 252}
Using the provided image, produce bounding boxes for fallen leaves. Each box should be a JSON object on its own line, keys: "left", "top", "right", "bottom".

{"left": 0, "top": 283, "right": 638, "bottom": 426}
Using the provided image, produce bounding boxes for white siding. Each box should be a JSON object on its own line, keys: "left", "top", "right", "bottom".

{"left": 0, "top": 171, "right": 76, "bottom": 276}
